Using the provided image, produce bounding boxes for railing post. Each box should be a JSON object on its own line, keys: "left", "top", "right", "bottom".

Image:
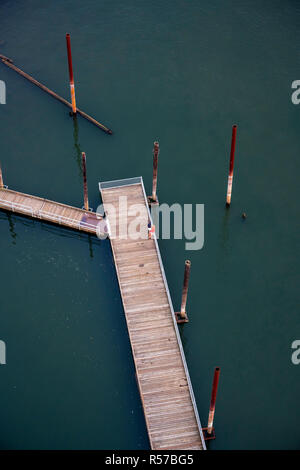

{"left": 175, "top": 260, "right": 191, "bottom": 323}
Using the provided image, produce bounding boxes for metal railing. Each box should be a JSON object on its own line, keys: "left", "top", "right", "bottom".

{"left": 36, "top": 209, "right": 98, "bottom": 232}
{"left": 99, "top": 176, "right": 142, "bottom": 190}
{"left": 0, "top": 197, "right": 34, "bottom": 216}
{"left": 0, "top": 197, "right": 99, "bottom": 233}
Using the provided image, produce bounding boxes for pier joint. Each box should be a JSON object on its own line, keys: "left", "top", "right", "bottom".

{"left": 147, "top": 195, "right": 159, "bottom": 207}
{"left": 201, "top": 427, "right": 216, "bottom": 441}
{"left": 175, "top": 312, "right": 189, "bottom": 324}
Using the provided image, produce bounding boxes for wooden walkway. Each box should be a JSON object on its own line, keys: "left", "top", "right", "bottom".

{"left": 0, "top": 187, "right": 102, "bottom": 234}
{"left": 0, "top": 180, "right": 206, "bottom": 449}
{"left": 99, "top": 177, "right": 206, "bottom": 450}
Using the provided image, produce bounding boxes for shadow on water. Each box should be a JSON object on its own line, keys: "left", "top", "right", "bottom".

{"left": 217, "top": 208, "right": 231, "bottom": 273}
{"left": 88, "top": 234, "right": 94, "bottom": 259}
{"left": 6, "top": 212, "right": 17, "bottom": 245}
{"left": 178, "top": 323, "right": 188, "bottom": 349}
{"left": 0, "top": 210, "right": 100, "bottom": 258}
{"left": 40, "top": 221, "right": 100, "bottom": 258}
{"left": 72, "top": 115, "right": 83, "bottom": 178}
{"left": 0, "top": 211, "right": 32, "bottom": 246}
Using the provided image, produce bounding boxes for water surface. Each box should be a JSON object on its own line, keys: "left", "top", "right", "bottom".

{"left": 0, "top": 0, "right": 299, "bottom": 449}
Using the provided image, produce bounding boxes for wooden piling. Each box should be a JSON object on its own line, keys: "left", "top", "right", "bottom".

{"left": 0, "top": 55, "right": 113, "bottom": 134}
{"left": 66, "top": 33, "right": 77, "bottom": 115}
{"left": 207, "top": 367, "right": 220, "bottom": 435}
{"left": 152, "top": 141, "right": 159, "bottom": 202}
{"left": 226, "top": 125, "right": 237, "bottom": 206}
{"left": 175, "top": 260, "right": 191, "bottom": 323}
{"left": 82, "top": 152, "right": 89, "bottom": 211}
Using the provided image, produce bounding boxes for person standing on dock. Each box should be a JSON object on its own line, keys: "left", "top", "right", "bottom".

{"left": 148, "top": 221, "right": 155, "bottom": 239}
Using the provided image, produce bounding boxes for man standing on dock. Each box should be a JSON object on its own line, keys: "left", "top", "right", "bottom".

{"left": 148, "top": 221, "right": 155, "bottom": 239}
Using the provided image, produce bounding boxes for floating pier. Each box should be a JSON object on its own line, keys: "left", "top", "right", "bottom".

{"left": 0, "top": 173, "right": 207, "bottom": 449}
{"left": 0, "top": 187, "right": 101, "bottom": 234}
{"left": 100, "top": 177, "right": 206, "bottom": 450}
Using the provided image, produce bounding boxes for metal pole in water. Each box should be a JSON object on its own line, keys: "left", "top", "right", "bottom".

{"left": 152, "top": 141, "right": 159, "bottom": 202}
{"left": 177, "top": 260, "right": 191, "bottom": 322}
{"left": 82, "top": 152, "right": 89, "bottom": 211}
{"left": 66, "top": 33, "right": 77, "bottom": 115}
{"left": 207, "top": 367, "right": 220, "bottom": 435}
{"left": 1, "top": 55, "right": 112, "bottom": 134}
{"left": 226, "top": 125, "right": 237, "bottom": 206}
{"left": 0, "top": 162, "right": 4, "bottom": 189}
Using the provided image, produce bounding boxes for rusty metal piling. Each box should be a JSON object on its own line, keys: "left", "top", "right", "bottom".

{"left": 207, "top": 367, "right": 220, "bottom": 435}
{"left": 82, "top": 152, "right": 89, "bottom": 211}
{"left": 176, "top": 260, "right": 191, "bottom": 323}
{"left": 0, "top": 55, "right": 112, "bottom": 134}
{"left": 226, "top": 125, "right": 237, "bottom": 206}
{"left": 152, "top": 141, "right": 159, "bottom": 202}
{"left": 66, "top": 33, "right": 77, "bottom": 115}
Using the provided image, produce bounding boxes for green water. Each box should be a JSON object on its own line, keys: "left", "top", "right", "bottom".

{"left": 0, "top": 0, "right": 299, "bottom": 450}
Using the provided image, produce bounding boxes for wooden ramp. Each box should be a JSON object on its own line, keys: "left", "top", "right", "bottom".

{"left": 99, "top": 177, "right": 206, "bottom": 450}
{"left": 0, "top": 187, "right": 102, "bottom": 234}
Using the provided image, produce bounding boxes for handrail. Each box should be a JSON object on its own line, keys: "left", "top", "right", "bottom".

{"left": 37, "top": 209, "right": 98, "bottom": 231}
{"left": 99, "top": 176, "right": 142, "bottom": 190}
{"left": 0, "top": 197, "right": 98, "bottom": 232}
{"left": 0, "top": 197, "right": 33, "bottom": 215}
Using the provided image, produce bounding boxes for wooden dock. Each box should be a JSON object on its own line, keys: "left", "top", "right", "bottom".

{"left": 0, "top": 178, "right": 206, "bottom": 450}
{"left": 100, "top": 177, "right": 206, "bottom": 450}
{"left": 0, "top": 187, "right": 101, "bottom": 234}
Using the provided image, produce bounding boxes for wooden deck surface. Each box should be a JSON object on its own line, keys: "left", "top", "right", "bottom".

{"left": 0, "top": 187, "right": 101, "bottom": 234}
{"left": 100, "top": 179, "right": 205, "bottom": 450}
